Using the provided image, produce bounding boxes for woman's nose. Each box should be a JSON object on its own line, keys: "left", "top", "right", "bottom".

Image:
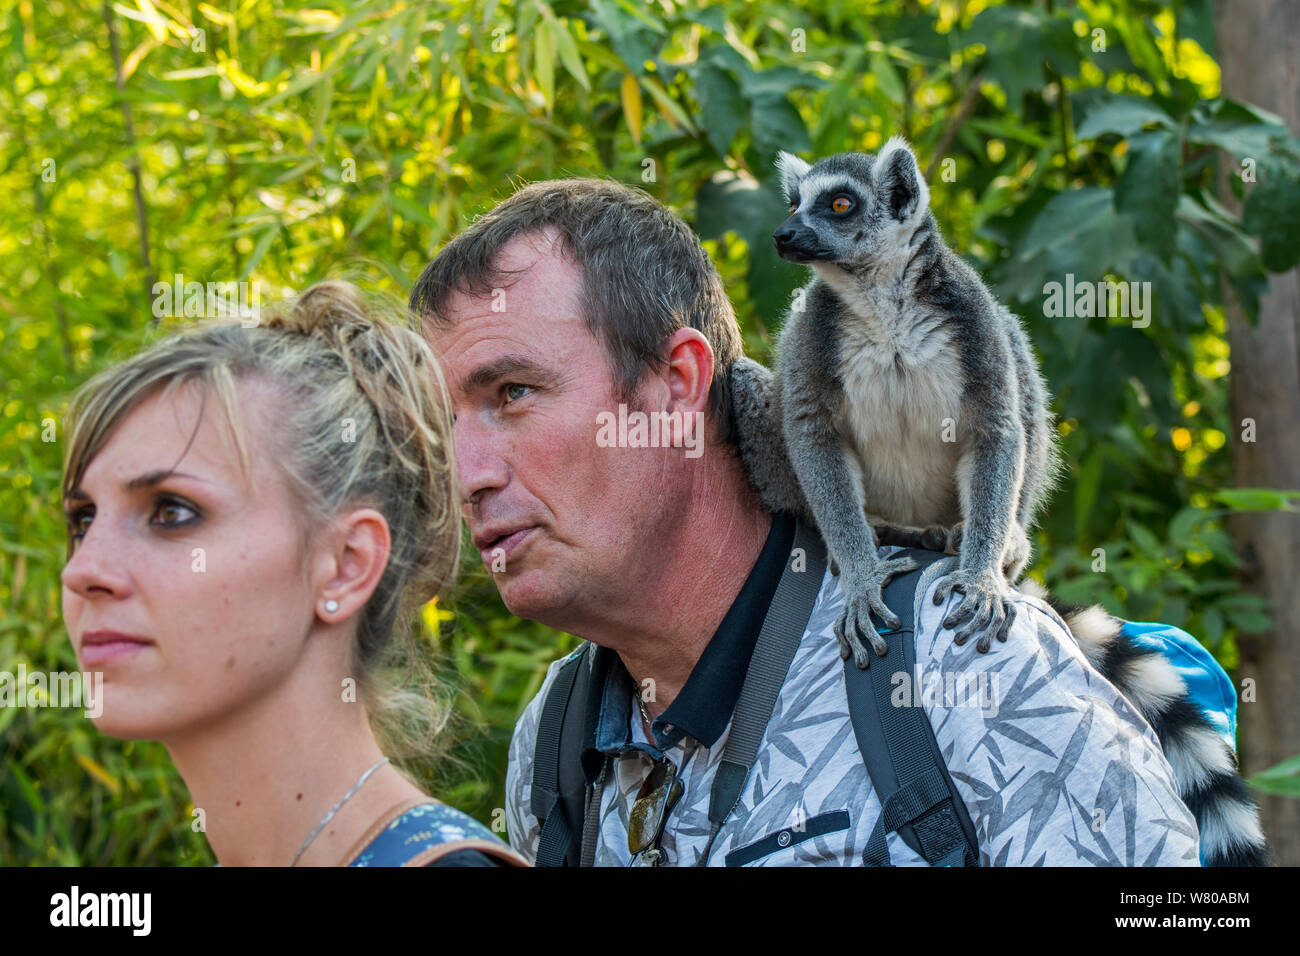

{"left": 61, "top": 523, "right": 133, "bottom": 600}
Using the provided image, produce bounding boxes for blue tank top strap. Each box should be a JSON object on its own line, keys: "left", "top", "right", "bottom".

{"left": 347, "top": 800, "right": 511, "bottom": 867}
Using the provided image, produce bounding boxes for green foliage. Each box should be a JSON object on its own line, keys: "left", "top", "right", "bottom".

{"left": 1250, "top": 753, "right": 1300, "bottom": 799}
{"left": 3, "top": 0, "right": 1298, "bottom": 863}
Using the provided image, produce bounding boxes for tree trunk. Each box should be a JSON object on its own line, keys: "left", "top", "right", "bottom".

{"left": 1214, "top": 0, "right": 1300, "bottom": 866}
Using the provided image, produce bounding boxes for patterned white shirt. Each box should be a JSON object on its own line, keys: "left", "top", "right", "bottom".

{"left": 505, "top": 519, "right": 1200, "bottom": 866}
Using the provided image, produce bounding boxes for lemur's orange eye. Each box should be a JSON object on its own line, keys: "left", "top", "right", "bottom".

{"left": 789, "top": 201, "right": 798, "bottom": 213}
{"left": 831, "top": 196, "right": 853, "bottom": 213}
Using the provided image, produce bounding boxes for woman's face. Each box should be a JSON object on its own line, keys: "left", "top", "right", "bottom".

{"left": 61, "top": 380, "right": 322, "bottom": 741}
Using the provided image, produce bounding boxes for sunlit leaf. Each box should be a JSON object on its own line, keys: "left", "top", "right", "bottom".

{"left": 534, "top": 16, "right": 556, "bottom": 111}
{"left": 75, "top": 753, "right": 121, "bottom": 795}
{"left": 621, "top": 72, "right": 642, "bottom": 145}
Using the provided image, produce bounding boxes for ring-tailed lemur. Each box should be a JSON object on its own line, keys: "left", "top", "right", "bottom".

{"left": 728, "top": 139, "right": 1270, "bottom": 867}
{"left": 731, "top": 137, "right": 1058, "bottom": 665}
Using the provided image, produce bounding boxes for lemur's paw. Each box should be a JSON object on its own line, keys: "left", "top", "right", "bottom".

{"left": 835, "top": 552, "right": 922, "bottom": 668}
{"left": 932, "top": 568, "right": 1017, "bottom": 652}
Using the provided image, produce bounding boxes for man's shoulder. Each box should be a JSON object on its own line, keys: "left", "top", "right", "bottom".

{"left": 903, "top": 569, "right": 1199, "bottom": 865}
{"left": 917, "top": 571, "right": 1079, "bottom": 666}
{"left": 908, "top": 565, "right": 1165, "bottom": 751}
{"left": 815, "top": 552, "right": 1086, "bottom": 683}
{"left": 911, "top": 568, "right": 1146, "bottom": 720}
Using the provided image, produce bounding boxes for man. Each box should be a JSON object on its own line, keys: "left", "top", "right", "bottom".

{"left": 411, "top": 178, "right": 1200, "bottom": 866}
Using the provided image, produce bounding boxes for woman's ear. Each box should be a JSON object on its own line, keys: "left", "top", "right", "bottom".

{"left": 316, "top": 508, "right": 391, "bottom": 623}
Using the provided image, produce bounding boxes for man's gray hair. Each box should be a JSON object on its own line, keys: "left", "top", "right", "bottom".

{"left": 409, "top": 178, "right": 743, "bottom": 443}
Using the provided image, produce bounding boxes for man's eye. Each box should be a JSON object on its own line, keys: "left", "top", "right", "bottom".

{"left": 504, "top": 383, "right": 532, "bottom": 403}
{"left": 831, "top": 196, "right": 854, "bottom": 214}
{"left": 151, "top": 497, "right": 199, "bottom": 528}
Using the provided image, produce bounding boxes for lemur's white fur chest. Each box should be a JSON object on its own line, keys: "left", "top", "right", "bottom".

{"left": 829, "top": 280, "right": 966, "bottom": 527}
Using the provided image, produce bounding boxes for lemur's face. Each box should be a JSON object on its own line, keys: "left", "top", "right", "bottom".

{"left": 773, "top": 140, "right": 930, "bottom": 270}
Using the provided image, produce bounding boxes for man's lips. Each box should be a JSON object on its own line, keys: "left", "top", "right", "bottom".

{"left": 79, "top": 630, "right": 154, "bottom": 666}
{"left": 474, "top": 526, "right": 538, "bottom": 566}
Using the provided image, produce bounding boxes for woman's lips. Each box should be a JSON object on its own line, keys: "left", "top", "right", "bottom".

{"left": 79, "top": 632, "right": 154, "bottom": 666}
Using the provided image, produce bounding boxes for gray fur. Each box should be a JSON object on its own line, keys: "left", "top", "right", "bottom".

{"left": 732, "top": 139, "right": 1060, "bottom": 665}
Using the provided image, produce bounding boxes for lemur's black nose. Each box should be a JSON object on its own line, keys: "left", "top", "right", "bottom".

{"left": 773, "top": 227, "right": 817, "bottom": 261}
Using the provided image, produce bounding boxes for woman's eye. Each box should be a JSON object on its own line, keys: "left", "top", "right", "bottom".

{"left": 67, "top": 506, "right": 94, "bottom": 540}
{"left": 152, "top": 498, "right": 198, "bottom": 528}
{"left": 504, "top": 383, "right": 531, "bottom": 403}
{"left": 831, "top": 196, "right": 853, "bottom": 214}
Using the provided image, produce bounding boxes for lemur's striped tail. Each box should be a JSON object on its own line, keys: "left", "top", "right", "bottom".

{"left": 1020, "top": 581, "right": 1272, "bottom": 867}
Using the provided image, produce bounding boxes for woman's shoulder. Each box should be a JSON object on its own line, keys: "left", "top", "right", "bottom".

{"left": 427, "top": 848, "right": 511, "bottom": 867}
{"left": 345, "top": 798, "right": 528, "bottom": 867}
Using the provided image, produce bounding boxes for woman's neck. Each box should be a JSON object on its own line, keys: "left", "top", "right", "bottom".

{"left": 163, "top": 640, "right": 429, "bottom": 867}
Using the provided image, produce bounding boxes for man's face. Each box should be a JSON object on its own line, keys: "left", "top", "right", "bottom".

{"left": 429, "top": 230, "right": 678, "bottom": 628}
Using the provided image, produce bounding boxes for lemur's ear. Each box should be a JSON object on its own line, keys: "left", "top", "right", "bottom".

{"left": 775, "top": 151, "right": 811, "bottom": 206}
{"left": 876, "top": 136, "right": 929, "bottom": 222}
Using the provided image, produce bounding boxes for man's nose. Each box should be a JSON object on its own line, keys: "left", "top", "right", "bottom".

{"left": 453, "top": 415, "right": 510, "bottom": 507}
{"left": 61, "top": 522, "right": 133, "bottom": 601}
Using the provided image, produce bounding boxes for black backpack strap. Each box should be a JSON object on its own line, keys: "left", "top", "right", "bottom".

{"left": 696, "top": 519, "right": 829, "bottom": 864}
{"left": 531, "top": 643, "right": 593, "bottom": 867}
{"left": 843, "top": 548, "right": 980, "bottom": 867}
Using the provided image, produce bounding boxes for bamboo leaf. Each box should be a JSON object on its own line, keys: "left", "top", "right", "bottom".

{"left": 351, "top": 194, "right": 386, "bottom": 237}
{"left": 548, "top": 16, "right": 589, "bottom": 91}
{"left": 1214, "top": 488, "right": 1300, "bottom": 512}
{"left": 641, "top": 75, "right": 693, "bottom": 133}
{"left": 534, "top": 17, "right": 556, "bottom": 111}
{"left": 239, "top": 225, "right": 279, "bottom": 281}
{"left": 75, "top": 753, "right": 122, "bottom": 795}
{"left": 621, "top": 72, "right": 642, "bottom": 145}
{"left": 389, "top": 193, "right": 435, "bottom": 226}
{"left": 122, "top": 37, "right": 159, "bottom": 80}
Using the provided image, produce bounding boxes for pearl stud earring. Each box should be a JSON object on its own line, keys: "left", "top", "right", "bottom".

{"left": 324, "top": 599, "right": 339, "bottom": 613}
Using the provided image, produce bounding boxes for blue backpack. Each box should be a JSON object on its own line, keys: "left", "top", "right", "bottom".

{"left": 1121, "top": 620, "right": 1238, "bottom": 747}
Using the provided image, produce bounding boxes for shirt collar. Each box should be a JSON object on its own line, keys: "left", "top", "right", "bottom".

{"left": 581, "top": 511, "right": 797, "bottom": 768}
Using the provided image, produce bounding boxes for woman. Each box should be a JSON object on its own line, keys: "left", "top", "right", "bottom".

{"left": 59, "top": 280, "right": 525, "bottom": 867}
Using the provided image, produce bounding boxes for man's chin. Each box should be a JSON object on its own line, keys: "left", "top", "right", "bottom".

{"left": 495, "top": 569, "right": 574, "bottom": 627}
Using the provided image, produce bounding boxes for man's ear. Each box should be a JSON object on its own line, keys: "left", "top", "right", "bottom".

{"left": 661, "top": 328, "right": 714, "bottom": 415}
{"left": 876, "top": 136, "right": 929, "bottom": 222}
{"left": 776, "top": 151, "right": 811, "bottom": 207}
{"left": 316, "top": 508, "right": 391, "bottom": 625}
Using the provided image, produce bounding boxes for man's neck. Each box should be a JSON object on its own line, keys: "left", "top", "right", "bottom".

{"left": 572, "top": 455, "right": 773, "bottom": 722}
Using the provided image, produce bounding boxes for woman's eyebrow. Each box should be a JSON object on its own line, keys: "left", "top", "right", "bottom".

{"left": 123, "top": 469, "right": 210, "bottom": 491}
{"left": 66, "top": 469, "right": 212, "bottom": 502}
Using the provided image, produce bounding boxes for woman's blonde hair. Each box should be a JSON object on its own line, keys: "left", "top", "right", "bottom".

{"left": 61, "top": 280, "right": 460, "bottom": 771}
